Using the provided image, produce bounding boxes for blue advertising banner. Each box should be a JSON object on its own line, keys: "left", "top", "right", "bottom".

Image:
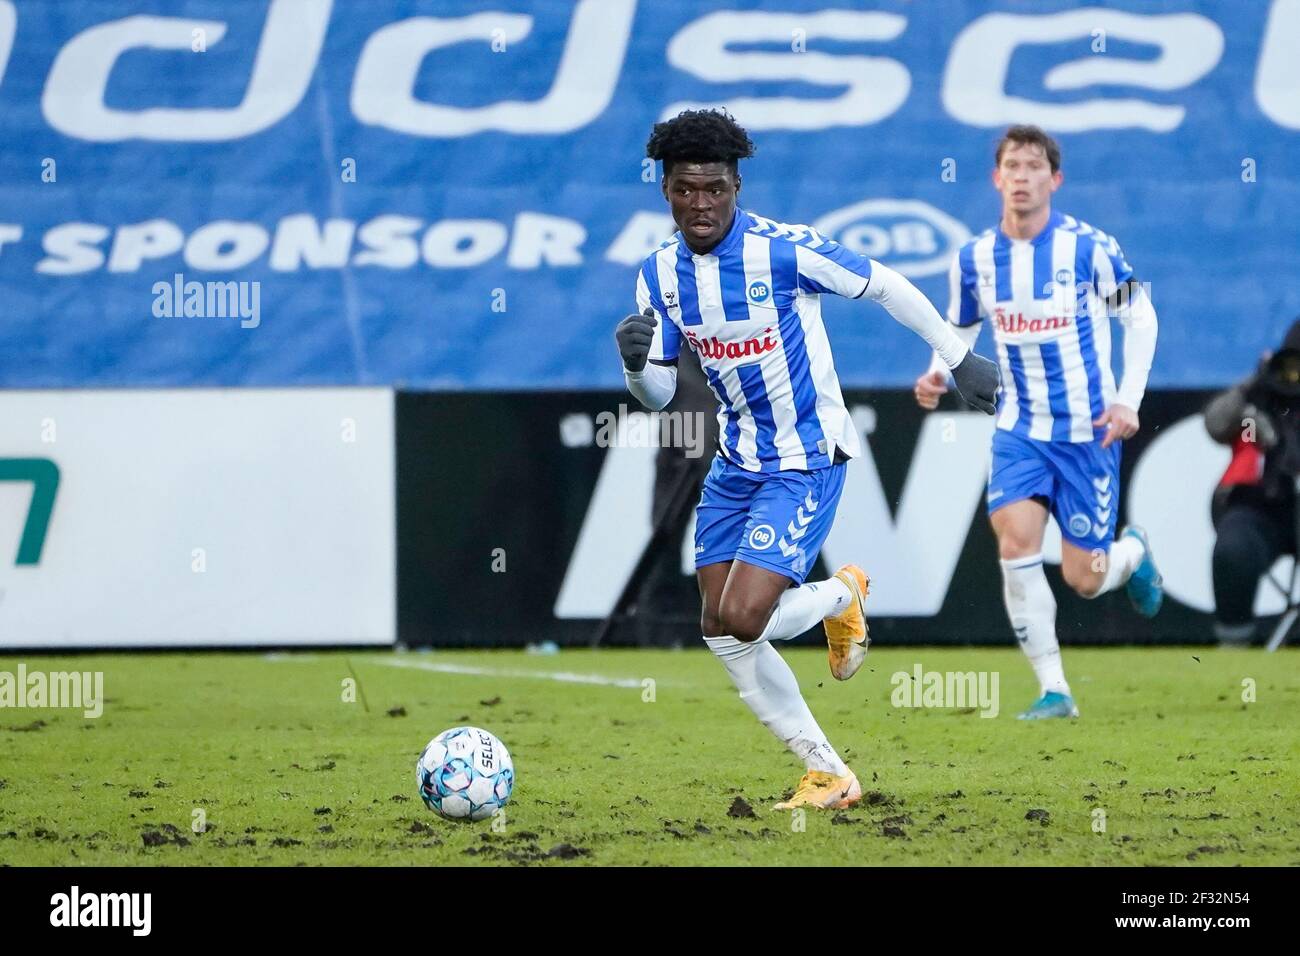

{"left": 0, "top": 0, "right": 1296, "bottom": 389}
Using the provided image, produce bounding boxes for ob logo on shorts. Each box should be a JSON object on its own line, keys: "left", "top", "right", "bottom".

{"left": 1068, "top": 513, "right": 1093, "bottom": 538}
{"left": 747, "top": 523, "right": 776, "bottom": 551}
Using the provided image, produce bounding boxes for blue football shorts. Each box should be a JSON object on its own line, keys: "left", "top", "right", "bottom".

{"left": 694, "top": 455, "right": 847, "bottom": 583}
{"left": 987, "top": 428, "right": 1122, "bottom": 550}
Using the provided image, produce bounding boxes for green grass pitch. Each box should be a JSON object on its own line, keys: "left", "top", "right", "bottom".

{"left": 1, "top": 647, "right": 1296, "bottom": 866}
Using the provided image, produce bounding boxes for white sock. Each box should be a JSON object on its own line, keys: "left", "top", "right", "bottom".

{"left": 703, "top": 635, "right": 849, "bottom": 776}
{"left": 1094, "top": 536, "right": 1144, "bottom": 596}
{"left": 1000, "top": 554, "right": 1069, "bottom": 696}
{"left": 756, "top": 576, "right": 852, "bottom": 642}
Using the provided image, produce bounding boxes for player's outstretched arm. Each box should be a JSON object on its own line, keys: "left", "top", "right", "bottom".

{"left": 864, "top": 261, "right": 999, "bottom": 415}
{"left": 914, "top": 252, "right": 982, "bottom": 411}
{"left": 616, "top": 307, "right": 677, "bottom": 411}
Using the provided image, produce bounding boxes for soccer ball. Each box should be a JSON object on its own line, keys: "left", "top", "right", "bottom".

{"left": 416, "top": 726, "right": 514, "bottom": 821}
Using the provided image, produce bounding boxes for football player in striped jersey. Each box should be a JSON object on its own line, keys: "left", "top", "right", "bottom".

{"left": 914, "top": 125, "right": 1164, "bottom": 720}
{"left": 616, "top": 109, "right": 999, "bottom": 807}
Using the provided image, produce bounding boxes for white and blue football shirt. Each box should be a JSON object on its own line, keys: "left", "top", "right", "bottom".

{"left": 635, "top": 207, "right": 871, "bottom": 473}
{"left": 948, "top": 210, "right": 1135, "bottom": 443}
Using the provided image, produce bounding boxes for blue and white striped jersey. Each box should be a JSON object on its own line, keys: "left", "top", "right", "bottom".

{"left": 949, "top": 210, "right": 1136, "bottom": 443}
{"left": 635, "top": 207, "right": 870, "bottom": 472}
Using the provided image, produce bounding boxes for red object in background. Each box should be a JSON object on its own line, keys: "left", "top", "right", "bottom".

{"left": 1219, "top": 436, "right": 1265, "bottom": 490}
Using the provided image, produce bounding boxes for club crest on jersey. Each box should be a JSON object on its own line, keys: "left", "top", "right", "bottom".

{"left": 683, "top": 327, "right": 779, "bottom": 360}
{"left": 747, "top": 280, "right": 771, "bottom": 304}
{"left": 747, "top": 524, "right": 776, "bottom": 551}
{"left": 1055, "top": 268, "right": 1072, "bottom": 284}
{"left": 1068, "top": 513, "right": 1093, "bottom": 538}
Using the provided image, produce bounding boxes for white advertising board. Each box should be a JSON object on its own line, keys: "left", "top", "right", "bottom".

{"left": 0, "top": 388, "right": 394, "bottom": 647}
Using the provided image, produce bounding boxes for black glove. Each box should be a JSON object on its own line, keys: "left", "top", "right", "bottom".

{"left": 615, "top": 307, "right": 657, "bottom": 372}
{"left": 950, "top": 350, "right": 1000, "bottom": 415}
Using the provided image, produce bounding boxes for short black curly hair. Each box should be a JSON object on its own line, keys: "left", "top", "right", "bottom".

{"left": 646, "top": 108, "right": 755, "bottom": 177}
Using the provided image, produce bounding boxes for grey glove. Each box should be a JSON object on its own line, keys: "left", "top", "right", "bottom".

{"left": 615, "top": 307, "right": 657, "bottom": 372}
{"left": 950, "top": 350, "right": 1000, "bottom": 415}
{"left": 1205, "top": 362, "right": 1271, "bottom": 445}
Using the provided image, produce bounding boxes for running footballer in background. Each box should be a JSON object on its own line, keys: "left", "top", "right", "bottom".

{"left": 914, "top": 125, "right": 1164, "bottom": 720}
{"left": 615, "top": 109, "right": 999, "bottom": 810}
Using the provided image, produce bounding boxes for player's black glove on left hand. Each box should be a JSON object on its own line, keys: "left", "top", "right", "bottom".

{"left": 615, "top": 307, "right": 657, "bottom": 372}
{"left": 950, "top": 350, "right": 1000, "bottom": 415}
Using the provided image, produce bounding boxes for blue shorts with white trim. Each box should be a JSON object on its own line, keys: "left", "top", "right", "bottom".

{"left": 987, "top": 429, "right": 1121, "bottom": 550}
{"left": 694, "top": 455, "right": 846, "bottom": 584}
